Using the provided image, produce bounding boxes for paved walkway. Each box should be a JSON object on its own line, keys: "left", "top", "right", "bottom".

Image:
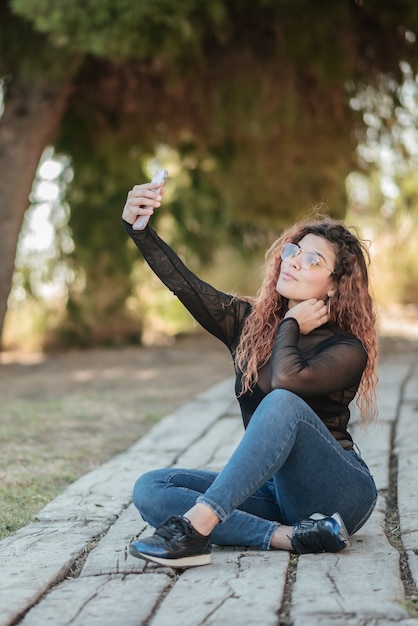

{"left": 0, "top": 344, "right": 417, "bottom": 625}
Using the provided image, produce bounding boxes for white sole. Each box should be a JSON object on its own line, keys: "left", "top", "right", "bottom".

{"left": 137, "top": 551, "right": 212, "bottom": 568}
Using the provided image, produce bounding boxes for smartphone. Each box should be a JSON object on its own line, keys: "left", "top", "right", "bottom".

{"left": 132, "top": 169, "right": 168, "bottom": 231}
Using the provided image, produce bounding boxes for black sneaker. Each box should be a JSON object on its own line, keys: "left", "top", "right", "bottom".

{"left": 291, "top": 512, "right": 351, "bottom": 554}
{"left": 129, "top": 515, "right": 212, "bottom": 568}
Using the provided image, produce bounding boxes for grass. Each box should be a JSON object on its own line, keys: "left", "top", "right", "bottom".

{"left": 0, "top": 476, "right": 76, "bottom": 538}
{"left": 0, "top": 335, "right": 233, "bottom": 541}
{"left": 0, "top": 393, "right": 161, "bottom": 540}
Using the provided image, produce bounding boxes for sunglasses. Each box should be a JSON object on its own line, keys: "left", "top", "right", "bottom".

{"left": 280, "top": 243, "right": 334, "bottom": 272}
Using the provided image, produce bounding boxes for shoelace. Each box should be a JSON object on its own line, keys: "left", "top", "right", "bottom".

{"left": 155, "top": 516, "right": 193, "bottom": 540}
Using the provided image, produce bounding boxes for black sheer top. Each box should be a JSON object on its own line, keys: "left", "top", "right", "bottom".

{"left": 124, "top": 221, "right": 368, "bottom": 448}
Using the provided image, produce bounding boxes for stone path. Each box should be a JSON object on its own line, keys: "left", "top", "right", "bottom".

{"left": 0, "top": 347, "right": 417, "bottom": 625}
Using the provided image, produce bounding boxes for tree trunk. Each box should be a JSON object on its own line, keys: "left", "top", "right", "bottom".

{"left": 0, "top": 77, "right": 72, "bottom": 347}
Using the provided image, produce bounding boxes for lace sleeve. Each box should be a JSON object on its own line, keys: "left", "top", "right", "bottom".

{"left": 270, "top": 318, "right": 367, "bottom": 396}
{"left": 123, "top": 220, "right": 249, "bottom": 349}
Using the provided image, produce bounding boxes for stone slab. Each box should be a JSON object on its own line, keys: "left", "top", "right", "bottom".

{"left": 0, "top": 520, "right": 108, "bottom": 626}
{"left": 127, "top": 378, "right": 235, "bottom": 458}
{"left": 374, "top": 352, "right": 416, "bottom": 424}
{"left": 1, "top": 354, "right": 418, "bottom": 625}
{"left": 396, "top": 385, "right": 418, "bottom": 591}
{"left": 291, "top": 510, "right": 409, "bottom": 626}
{"left": 149, "top": 548, "right": 289, "bottom": 626}
{"left": 19, "top": 574, "right": 173, "bottom": 626}
{"left": 81, "top": 504, "right": 151, "bottom": 576}
{"left": 174, "top": 413, "right": 242, "bottom": 471}
{"left": 352, "top": 419, "right": 392, "bottom": 492}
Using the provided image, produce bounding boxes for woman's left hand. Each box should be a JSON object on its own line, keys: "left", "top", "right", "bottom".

{"left": 284, "top": 298, "right": 329, "bottom": 334}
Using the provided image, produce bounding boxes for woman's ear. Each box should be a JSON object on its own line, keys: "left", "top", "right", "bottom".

{"left": 327, "top": 287, "right": 336, "bottom": 299}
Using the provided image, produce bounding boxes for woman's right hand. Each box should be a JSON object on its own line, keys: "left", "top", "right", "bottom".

{"left": 122, "top": 183, "right": 165, "bottom": 225}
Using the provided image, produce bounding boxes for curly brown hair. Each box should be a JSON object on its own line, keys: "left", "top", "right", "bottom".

{"left": 235, "top": 215, "right": 378, "bottom": 425}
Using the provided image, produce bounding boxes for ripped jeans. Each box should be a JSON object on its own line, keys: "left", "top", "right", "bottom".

{"left": 133, "top": 389, "right": 377, "bottom": 550}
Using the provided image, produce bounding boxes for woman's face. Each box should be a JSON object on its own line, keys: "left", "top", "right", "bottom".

{"left": 276, "top": 233, "right": 336, "bottom": 307}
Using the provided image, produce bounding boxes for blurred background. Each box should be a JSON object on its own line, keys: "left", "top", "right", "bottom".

{"left": 1, "top": 0, "right": 418, "bottom": 353}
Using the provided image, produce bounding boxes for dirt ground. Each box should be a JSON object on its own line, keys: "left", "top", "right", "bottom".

{"left": 0, "top": 332, "right": 233, "bottom": 412}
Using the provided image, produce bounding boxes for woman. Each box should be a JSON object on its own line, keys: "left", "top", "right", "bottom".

{"left": 121, "top": 179, "right": 378, "bottom": 568}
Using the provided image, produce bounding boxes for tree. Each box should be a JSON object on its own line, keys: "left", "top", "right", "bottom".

{"left": 0, "top": 3, "right": 82, "bottom": 346}
{"left": 0, "top": 0, "right": 229, "bottom": 345}
{"left": 2, "top": 0, "right": 418, "bottom": 345}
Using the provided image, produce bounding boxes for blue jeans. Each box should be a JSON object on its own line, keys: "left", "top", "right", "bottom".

{"left": 133, "top": 390, "right": 377, "bottom": 550}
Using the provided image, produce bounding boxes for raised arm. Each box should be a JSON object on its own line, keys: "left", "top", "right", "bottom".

{"left": 122, "top": 184, "right": 248, "bottom": 348}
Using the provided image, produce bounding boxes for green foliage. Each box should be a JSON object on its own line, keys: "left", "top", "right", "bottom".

{"left": 11, "top": 0, "right": 418, "bottom": 75}
{"left": 10, "top": 0, "right": 226, "bottom": 60}
{"left": 0, "top": 2, "right": 80, "bottom": 81}
{"left": 7, "top": 0, "right": 418, "bottom": 345}
{"left": 58, "top": 165, "right": 141, "bottom": 346}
